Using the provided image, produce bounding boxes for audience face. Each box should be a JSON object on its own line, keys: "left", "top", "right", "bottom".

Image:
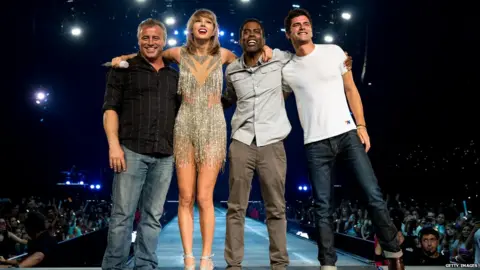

{"left": 420, "top": 233, "right": 439, "bottom": 256}
{"left": 461, "top": 225, "right": 472, "bottom": 238}
{"left": 436, "top": 214, "right": 445, "bottom": 225}
{"left": 9, "top": 217, "right": 18, "bottom": 228}
{"left": 0, "top": 218, "right": 6, "bottom": 231}
{"left": 357, "top": 209, "right": 363, "bottom": 219}
{"left": 412, "top": 210, "right": 420, "bottom": 220}
{"left": 446, "top": 224, "right": 456, "bottom": 237}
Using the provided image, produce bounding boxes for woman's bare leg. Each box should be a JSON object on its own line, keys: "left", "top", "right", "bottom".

{"left": 196, "top": 163, "right": 220, "bottom": 269}
{"left": 177, "top": 146, "right": 197, "bottom": 268}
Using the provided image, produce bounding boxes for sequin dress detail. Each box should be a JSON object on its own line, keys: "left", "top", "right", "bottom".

{"left": 174, "top": 47, "right": 226, "bottom": 169}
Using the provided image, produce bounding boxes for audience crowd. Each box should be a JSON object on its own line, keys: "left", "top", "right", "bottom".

{"left": 0, "top": 196, "right": 111, "bottom": 260}
{"left": 247, "top": 193, "right": 479, "bottom": 266}
{"left": 2, "top": 191, "right": 478, "bottom": 267}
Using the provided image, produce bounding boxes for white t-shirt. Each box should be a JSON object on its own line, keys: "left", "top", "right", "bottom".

{"left": 282, "top": 44, "right": 356, "bottom": 145}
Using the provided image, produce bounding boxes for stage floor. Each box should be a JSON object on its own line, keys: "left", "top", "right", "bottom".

{"left": 153, "top": 207, "right": 369, "bottom": 268}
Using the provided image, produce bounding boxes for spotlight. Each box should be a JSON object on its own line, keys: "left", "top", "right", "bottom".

{"left": 36, "top": 92, "right": 46, "bottom": 100}
{"left": 341, "top": 12, "right": 352, "bottom": 20}
{"left": 165, "top": 17, "right": 175, "bottom": 25}
{"left": 35, "top": 91, "right": 49, "bottom": 104}
{"left": 324, "top": 35, "right": 334, "bottom": 43}
{"left": 167, "top": 38, "right": 177, "bottom": 46}
{"left": 71, "top": 27, "right": 82, "bottom": 36}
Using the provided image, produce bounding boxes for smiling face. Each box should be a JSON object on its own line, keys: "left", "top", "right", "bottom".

{"left": 138, "top": 25, "right": 165, "bottom": 60}
{"left": 286, "top": 15, "right": 313, "bottom": 45}
{"left": 187, "top": 10, "right": 218, "bottom": 43}
{"left": 185, "top": 9, "right": 220, "bottom": 55}
{"left": 240, "top": 21, "right": 265, "bottom": 54}
{"left": 191, "top": 16, "right": 215, "bottom": 41}
{"left": 461, "top": 225, "right": 472, "bottom": 238}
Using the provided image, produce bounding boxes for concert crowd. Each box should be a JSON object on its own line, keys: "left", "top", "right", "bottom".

{"left": 0, "top": 196, "right": 110, "bottom": 259}
{"left": 248, "top": 194, "right": 479, "bottom": 266}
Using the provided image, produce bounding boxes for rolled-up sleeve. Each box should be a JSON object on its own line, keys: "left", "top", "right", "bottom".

{"left": 102, "top": 68, "right": 125, "bottom": 113}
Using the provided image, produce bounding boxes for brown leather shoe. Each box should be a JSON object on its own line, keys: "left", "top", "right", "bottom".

{"left": 388, "top": 257, "right": 405, "bottom": 270}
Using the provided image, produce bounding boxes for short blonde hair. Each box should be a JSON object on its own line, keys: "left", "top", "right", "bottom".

{"left": 137, "top": 18, "right": 167, "bottom": 41}
{"left": 185, "top": 9, "right": 221, "bottom": 56}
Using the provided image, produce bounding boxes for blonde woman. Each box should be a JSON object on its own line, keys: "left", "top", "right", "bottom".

{"left": 112, "top": 9, "right": 272, "bottom": 269}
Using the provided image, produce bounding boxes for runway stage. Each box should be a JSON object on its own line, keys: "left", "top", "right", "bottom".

{"left": 152, "top": 207, "right": 370, "bottom": 269}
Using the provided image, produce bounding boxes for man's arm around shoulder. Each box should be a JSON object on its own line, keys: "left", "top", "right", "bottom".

{"left": 221, "top": 65, "right": 238, "bottom": 109}
{"left": 273, "top": 48, "right": 293, "bottom": 65}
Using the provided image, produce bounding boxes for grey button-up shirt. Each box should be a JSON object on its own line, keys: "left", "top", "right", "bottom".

{"left": 222, "top": 49, "right": 293, "bottom": 147}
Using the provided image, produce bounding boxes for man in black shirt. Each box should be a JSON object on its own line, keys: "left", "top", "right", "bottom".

{"left": 101, "top": 18, "right": 179, "bottom": 270}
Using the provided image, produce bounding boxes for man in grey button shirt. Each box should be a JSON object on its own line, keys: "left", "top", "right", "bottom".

{"left": 221, "top": 18, "right": 293, "bottom": 270}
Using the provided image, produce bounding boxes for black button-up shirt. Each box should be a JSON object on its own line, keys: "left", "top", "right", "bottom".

{"left": 102, "top": 53, "right": 180, "bottom": 156}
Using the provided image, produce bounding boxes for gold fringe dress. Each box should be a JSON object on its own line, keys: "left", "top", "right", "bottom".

{"left": 173, "top": 47, "right": 226, "bottom": 170}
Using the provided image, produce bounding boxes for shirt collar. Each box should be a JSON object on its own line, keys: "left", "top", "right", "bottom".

{"left": 241, "top": 53, "right": 264, "bottom": 69}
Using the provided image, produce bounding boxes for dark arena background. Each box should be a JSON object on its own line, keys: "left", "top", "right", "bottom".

{"left": 4, "top": 0, "right": 477, "bottom": 269}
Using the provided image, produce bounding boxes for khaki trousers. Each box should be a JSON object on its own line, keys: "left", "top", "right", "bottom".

{"left": 224, "top": 139, "right": 289, "bottom": 269}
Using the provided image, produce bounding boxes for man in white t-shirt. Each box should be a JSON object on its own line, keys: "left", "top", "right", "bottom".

{"left": 281, "top": 9, "right": 404, "bottom": 270}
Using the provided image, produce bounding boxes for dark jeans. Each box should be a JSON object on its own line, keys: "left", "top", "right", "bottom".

{"left": 305, "top": 130, "right": 402, "bottom": 266}
{"left": 102, "top": 146, "right": 173, "bottom": 270}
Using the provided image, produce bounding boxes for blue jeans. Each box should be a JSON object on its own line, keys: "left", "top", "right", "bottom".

{"left": 102, "top": 146, "right": 173, "bottom": 270}
{"left": 305, "top": 130, "right": 402, "bottom": 266}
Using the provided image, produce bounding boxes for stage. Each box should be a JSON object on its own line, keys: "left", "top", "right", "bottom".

{"left": 151, "top": 206, "right": 369, "bottom": 268}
